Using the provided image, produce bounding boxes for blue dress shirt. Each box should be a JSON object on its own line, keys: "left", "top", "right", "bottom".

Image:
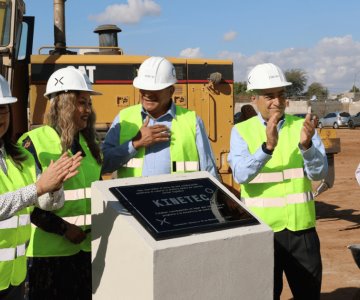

{"left": 102, "top": 102, "right": 218, "bottom": 178}
{"left": 228, "top": 113, "right": 328, "bottom": 184}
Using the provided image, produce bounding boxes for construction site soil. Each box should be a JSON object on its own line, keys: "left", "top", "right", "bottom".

{"left": 281, "top": 129, "right": 360, "bottom": 300}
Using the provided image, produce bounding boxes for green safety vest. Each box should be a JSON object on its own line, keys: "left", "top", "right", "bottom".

{"left": 117, "top": 104, "right": 199, "bottom": 178}
{"left": 236, "top": 115, "right": 315, "bottom": 232}
{"left": 20, "top": 126, "right": 101, "bottom": 257}
{"left": 0, "top": 151, "right": 35, "bottom": 290}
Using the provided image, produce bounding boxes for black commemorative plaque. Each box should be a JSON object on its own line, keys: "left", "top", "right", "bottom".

{"left": 109, "top": 178, "right": 259, "bottom": 240}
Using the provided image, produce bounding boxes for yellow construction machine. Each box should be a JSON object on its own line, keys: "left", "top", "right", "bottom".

{"left": 0, "top": 0, "right": 238, "bottom": 191}
{"left": 0, "top": 0, "right": 339, "bottom": 196}
{"left": 314, "top": 127, "right": 341, "bottom": 196}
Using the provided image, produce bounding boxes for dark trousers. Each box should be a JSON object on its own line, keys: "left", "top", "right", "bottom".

{"left": 28, "top": 251, "right": 91, "bottom": 300}
{"left": 274, "top": 228, "right": 322, "bottom": 300}
{"left": 0, "top": 282, "right": 24, "bottom": 300}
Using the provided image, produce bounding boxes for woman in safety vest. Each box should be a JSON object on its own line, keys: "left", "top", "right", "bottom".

{"left": 19, "top": 67, "right": 102, "bottom": 300}
{"left": 0, "top": 74, "right": 81, "bottom": 300}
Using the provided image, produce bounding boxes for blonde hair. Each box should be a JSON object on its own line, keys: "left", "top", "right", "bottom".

{"left": 47, "top": 92, "right": 102, "bottom": 164}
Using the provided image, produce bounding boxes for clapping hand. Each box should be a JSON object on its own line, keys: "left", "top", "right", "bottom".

{"left": 265, "top": 112, "right": 282, "bottom": 151}
{"left": 36, "top": 151, "right": 82, "bottom": 196}
{"left": 300, "top": 114, "right": 316, "bottom": 150}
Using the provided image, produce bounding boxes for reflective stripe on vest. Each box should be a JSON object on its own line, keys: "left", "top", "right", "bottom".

{"left": 64, "top": 188, "right": 91, "bottom": 200}
{"left": 118, "top": 104, "right": 199, "bottom": 177}
{"left": 30, "top": 214, "right": 92, "bottom": 228}
{"left": 0, "top": 150, "right": 35, "bottom": 290}
{"left": 242, "top": 191, "right": 313, "bottom": 207}
{"left": 125, "top": 158, "right": 199, "bottom": 172}
{"left": 61, "top": 214, "right": 92, "bottom": 226}
{"left": 249, "top": 167, "right": 304, "bottom": 184}
{"left": 125, "top": 158, "right": 143, "bottom": 168}
{"left": 0, "top": 215, "right": 30, "bottom": 229}
{"left": 0, "top": 244, "right": 26, "bottom": 262}
{"left": 19, "top": 214, "right": 30, "bottom": 226}
{"left": 173, "top": 161, "right": 199, "bottom": 172}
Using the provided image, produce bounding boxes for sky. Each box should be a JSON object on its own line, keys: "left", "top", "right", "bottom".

{"left": 26, "top": 0, "right": 360, "bottom": 94}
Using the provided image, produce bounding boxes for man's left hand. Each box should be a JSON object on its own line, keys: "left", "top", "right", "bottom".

{"left": 300, "top": 113, "right": 316, "bottom": 150}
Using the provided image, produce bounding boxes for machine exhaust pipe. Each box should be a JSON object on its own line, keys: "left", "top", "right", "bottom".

{"left": 53, "top": 0, "right": 67, "bottom": 54}
{"left": 94, "top": 25, "right": 122, "bottom": 54}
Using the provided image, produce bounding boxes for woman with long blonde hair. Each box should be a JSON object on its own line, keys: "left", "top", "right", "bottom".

{"left": 19, "top": 67, "right": 102, "bottom": 300}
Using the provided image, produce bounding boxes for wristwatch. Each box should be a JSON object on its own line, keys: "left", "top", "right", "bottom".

{"left": 262, "top": 142, "right": 274, "bottom": 155}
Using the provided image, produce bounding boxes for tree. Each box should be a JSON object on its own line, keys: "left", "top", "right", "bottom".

{"left": 233, "top": 81, "right": 247, "bottom": 95}
{"left": 284, "top": 69, "right": 307, "bottom": 98}
{"left": 350, "top": 85, "right": 359, "bottom": 93}
{"left": 306, "top": 82, "right": 328, "bottom": 101}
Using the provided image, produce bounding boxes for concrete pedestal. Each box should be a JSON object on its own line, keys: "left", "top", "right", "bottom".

{"left": 92, "top": 172, "right": 273, "bottom": 300}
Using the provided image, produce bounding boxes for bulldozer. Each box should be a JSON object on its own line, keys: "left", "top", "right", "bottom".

{"left": 0, "top": 0, "right": 237, "bottom": 189}
{"left": 0, "top": 0, "right": 339, "bottom": 195}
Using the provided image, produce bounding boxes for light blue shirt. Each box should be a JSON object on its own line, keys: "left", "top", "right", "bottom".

{"left": 228, "top": 113, "right": 328, "bottom": 184}
{"left": 102, "top": 102, "right": 218, "bottom": 178}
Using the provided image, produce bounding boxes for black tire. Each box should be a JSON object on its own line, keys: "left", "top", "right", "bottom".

{"left": 349, "top": 120, "right": 355, "bottom": 129}
{"left": 318, "top": 122, "right": 323, "bottom": 129}
{"left": 333, "top": 123, "right": 339, "bottom": 129}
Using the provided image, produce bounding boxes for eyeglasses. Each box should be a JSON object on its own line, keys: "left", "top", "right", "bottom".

{"left": 139, "top": 87, "right": 172, "bottom": 96}
{"left": 0, "top": 106, "right": 9, "bottom": 115}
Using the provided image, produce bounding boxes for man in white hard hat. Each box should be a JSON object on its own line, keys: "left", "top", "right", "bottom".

{"left": 228, "top": 63, "right": 327, "bottom": 300}
{"left": 102, "top": 56, "right": 218, "bottom": 178}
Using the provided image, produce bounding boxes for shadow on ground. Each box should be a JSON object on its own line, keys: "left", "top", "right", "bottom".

{"left": 284, "top": 287, "right": 360, "bottom": 300}
{"left": 315, "top": 200, "right": 360, "bottom": 231}
{"left": 321, "top": 287, "right": 360, "bottom": 300}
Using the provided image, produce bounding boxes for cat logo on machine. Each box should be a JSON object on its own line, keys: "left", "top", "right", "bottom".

{"left": 77, "top": 65, "right": 96, "bottom": 83}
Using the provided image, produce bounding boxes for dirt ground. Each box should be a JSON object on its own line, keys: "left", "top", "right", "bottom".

{"left": 281, "top": 129, "right": 360, "bottom": 300}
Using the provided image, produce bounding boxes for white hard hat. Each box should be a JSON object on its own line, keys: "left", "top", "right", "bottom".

{"left": 133, "top": 56, "right": 177, "bottom": 91}
{"left": 0, "top": 74, "right": 17, "bottom": 105}
{"left": 246, "top": 63, "right": 292, "bottom": 91}
{"left": 44, "top": 66, "right": 102, "bottom": 98}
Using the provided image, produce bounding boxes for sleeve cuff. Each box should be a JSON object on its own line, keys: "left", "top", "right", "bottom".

{"left": 28, "top": 184, "right": 38, "bottom": 204}
{"left": 299, "top": 141, "right": 315, "bottom": 158}
{"left": 261, "top": 142, "right": 274, "bottom": 155}
{"left": 35, "top": 186, "right": 65, "bottom": 211}
{"left": 128, "top": 140, "right": 137, "bottom": 155}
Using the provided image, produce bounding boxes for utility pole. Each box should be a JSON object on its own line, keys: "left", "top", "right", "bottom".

{"left": 353, "top": 72, "right": 359, "bottom": 101}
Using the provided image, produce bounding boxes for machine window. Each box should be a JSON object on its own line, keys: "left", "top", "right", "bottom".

{"left": 16, "top": 21, "right": 27, "bottom": 60}
{"left": 0, "top": 0, "right": 11, "bottom": 46}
